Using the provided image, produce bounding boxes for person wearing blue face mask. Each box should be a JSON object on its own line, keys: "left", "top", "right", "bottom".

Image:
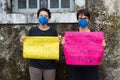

{"left": 20, "top": 8, "right": 59, "bottom": 80}
{"left": 77, "top": 9, "right": 90, "bottom": 32}
{"left": 39, "top": 16, "right": 48, "bottom": 26}
{"left": 61, "top": 9, "right": 106, "bottom": 80}
{"left": 78, "top": 19, "right": 88, "bottom": 28}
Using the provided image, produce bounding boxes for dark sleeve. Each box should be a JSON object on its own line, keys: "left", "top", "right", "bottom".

{"left": 28, "top": 27, "right": 33, "bottom": 36}
{"left": 53, "top": 28, "right": 58, "bottom": 36}
{"left": 90, "top": 29, "right": 95, "bottom": 32}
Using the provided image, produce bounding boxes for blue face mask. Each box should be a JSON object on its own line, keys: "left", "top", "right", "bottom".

{"left": 39, "top": 16, "right": 48, "bottom": 25}
{"left": 78, "top": 19, "right": 88, "bottom": 28}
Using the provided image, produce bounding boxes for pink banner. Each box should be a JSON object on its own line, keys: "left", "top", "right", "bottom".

{"left": 64, "top": 32, "right": 104, "bottom": 65}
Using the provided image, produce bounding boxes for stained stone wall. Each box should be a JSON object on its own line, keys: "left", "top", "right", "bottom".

{"left": 87, "top": 0, "right": 120, "bottom": 80}
{"left": 0, "top": 0, "right": 120, "bottom": 80}
{"left": 0, "top": 25, "right": 30, "bottom": 80}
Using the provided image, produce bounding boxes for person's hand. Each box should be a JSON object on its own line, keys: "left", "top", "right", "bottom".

{"left": 58, "top": 35, "right": 62, "bottom": 42}
{"left": 61, "top": 37, "right": 66, "bottom": 45}
{"left": 58, "top": 35, "right": 65, "bottom": 45}
{"left": 20, "top": 35, "right": 26, "bottom": 43}
{"left": 102, "top": 39, "right": 106, "bottom": 47}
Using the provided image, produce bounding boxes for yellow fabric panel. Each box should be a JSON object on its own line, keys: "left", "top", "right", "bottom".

{"left": 23, "top": 36, "right": 59, "bottom": 60}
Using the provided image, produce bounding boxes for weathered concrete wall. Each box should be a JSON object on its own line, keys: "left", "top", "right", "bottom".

{"left": 87, "top": 0, "right": 120, "bottom": 80}
{"left": 0, "top": 0, "right": 120, "bottom": 80}
{"left": 0, "top": 25, "right": 30, "bottom": 80}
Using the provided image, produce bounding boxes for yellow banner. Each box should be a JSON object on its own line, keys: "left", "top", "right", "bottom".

{"left": 23, "top": 36, "right": 59, "bottom": 60}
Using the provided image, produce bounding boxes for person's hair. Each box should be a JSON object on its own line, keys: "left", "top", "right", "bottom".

{"left": 37, "top": 8, "right": 51, "bottom": 19}
{"left": 76, "top": 9, "right": 90, "bottom": 20}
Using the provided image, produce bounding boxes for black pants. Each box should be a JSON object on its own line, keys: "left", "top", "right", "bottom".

{"left": 67, "top": 65, "right": 99, "bottom": 80}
